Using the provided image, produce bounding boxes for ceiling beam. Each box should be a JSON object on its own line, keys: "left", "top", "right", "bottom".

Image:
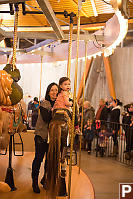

{"left": 36, "top": 0, "right": 64, "bottom": 40}
{"left": 25, "top": 39, "right": 55, "bottom": 53}
{"left": 1, "top": 26, "right": 104, "bottom": 41}
{"left": 4, "top": 31, "right": 57, "bottom": 40}
{"left": 0, "top": 23, "right": 104, "bottom": 32}
{"left": 3, "top": 31, "right": 104, "bottom": 41}
{"left": 90, "top": 0, "right": 98, "bottom": 17}
{"left": 0, "top": 0, "right": 27, "bottom": 4}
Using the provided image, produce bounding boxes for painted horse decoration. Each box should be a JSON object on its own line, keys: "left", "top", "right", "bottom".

{"left": 0, "top": 64, "right": 24, "bottom": 150}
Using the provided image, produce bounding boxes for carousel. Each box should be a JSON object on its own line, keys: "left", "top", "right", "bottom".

{"left": 0, "top": 0, "right": 131, "bottom": 199}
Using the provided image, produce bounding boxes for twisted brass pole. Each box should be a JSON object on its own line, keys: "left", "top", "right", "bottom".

{"left": 68, "top": 3, "right": 81, "bottom": 199}
{"left": 39, "top": 56, "right": 43, "bottom": 107}
{"left": 12, "top": 5, "right": 19, "bottom": 70}
{"left": 67, "top": 22, "right": 73, "bottom": 78}
{"left": 78, "top": 41, "right": 87, "bottom": 174}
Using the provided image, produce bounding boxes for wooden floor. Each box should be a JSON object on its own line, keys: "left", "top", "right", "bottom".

{"left": 0, "top": 152, "right": 94, "bottom": 199}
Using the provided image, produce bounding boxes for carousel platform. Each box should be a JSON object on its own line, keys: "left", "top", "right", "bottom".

{"left": 0, "top": 151, "right": 95, "bottom": 199}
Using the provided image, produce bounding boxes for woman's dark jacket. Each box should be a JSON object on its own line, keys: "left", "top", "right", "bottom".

{"left": 110, "top": 106, "right": 121, "bottom": 131}
{"left": 34, "top": 100, "right": 52, "bottom": 140}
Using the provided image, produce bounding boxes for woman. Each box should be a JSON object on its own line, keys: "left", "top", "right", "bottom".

{"left": 110, "top": 99, "right": 122, "bottom": 156}
{"left": 83, "top": 101, "right": 95, "bottom": 126}
{"left": 31, "top": 82, "right": 58, "bottom": 193}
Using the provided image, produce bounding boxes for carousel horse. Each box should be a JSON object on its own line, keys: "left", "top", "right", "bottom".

{"left": 0, "top": 64, "right": 24, "bottom": 192}
{"left": 0, "top": 64, "right": 24, "bottom": 150}
{"left": 0, "top": 102, "right": 27, "bottom": 150}
{"left": 47, "top": 109, "right": 71, "bottom": 198}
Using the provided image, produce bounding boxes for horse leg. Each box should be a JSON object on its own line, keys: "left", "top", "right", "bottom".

{"left": 0, "top": 111, "right": 10, "bottom": 150}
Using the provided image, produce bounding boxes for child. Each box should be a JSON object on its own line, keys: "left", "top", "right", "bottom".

{"left": 52, "top": 77, "right": 76, "bottom": 177}
{"left": 98, "top": 126, "right": 112, "bottom": 157}
{"left": 83, "top": 119, "right": 95, "bottom": 154}
{"left": 52, "top": 77, "right": 72, "bottom": 116}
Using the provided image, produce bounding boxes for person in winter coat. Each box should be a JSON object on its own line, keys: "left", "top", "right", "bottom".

{"left": 83, "top": 119, "right": 95, "bottom": 154}
{"left": 110, "top": 98, "right": 122, "bottom": 156}
{"left": 31, "top": 82, "right": 58, "bottom": 193}
{"left": 83, "top": 101, "right": 95, "bottom": 126}
{"left": 31, "top": 97, "right": 39, "bottom": 128}
{"left": 96, "top": 99, "right": 108, "bottom": 128}
{"left": 122, "top": 103, "right": 133, "bottom": 159}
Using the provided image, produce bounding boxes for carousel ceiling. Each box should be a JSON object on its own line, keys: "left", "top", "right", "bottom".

{"left": 0, "top": 0, "right": 132, "bottom": 61}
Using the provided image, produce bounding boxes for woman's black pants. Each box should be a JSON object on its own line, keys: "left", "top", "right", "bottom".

{"left": 32, "top": 135, "right": 48, "bottom": 178}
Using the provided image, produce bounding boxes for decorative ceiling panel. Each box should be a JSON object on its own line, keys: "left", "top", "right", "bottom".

{"left": 0, "top": 0, "right": 132, "bottom": 30}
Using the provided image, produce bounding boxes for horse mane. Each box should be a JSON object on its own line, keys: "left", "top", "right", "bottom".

{"left": 0, "top": 70, "right": 13, "bottom": 106}
{"left": 47, "top": 119, "right": 64, "bottom": 198}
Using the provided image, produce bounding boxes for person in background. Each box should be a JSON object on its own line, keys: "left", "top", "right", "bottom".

{"left": 78, "top": 97, "right": 83, "bottom": 115}
{"left": 31, "top": 97, "right": 39, "bottom": 129}
{"left": 31, "top": 83, "right": 58, "bottom": 193}
{"left": 97, "top": 125, "right": 112, "bottom": 157}
{"left": 27, "top": 97, "right": 39, "bottom": 129}
{"left": 110, "top": 99, "right": 122, "bottom": 156}
{"left": 122, "top": 103, "right": 133, "bottom": 159}
{"left": 83, "top": 101, "right": 95, "bottom": 126}
{"left": 83, "top": 119, "right": 95, "bottom": 154}
{"left": 80, "top": 101, "right": 95, "bottom": 150}
{"left": 105, "top": 97, "right": 114, "bottom": 132}
{"left": 96, "top": 99, "right": 108, "bottom": 129}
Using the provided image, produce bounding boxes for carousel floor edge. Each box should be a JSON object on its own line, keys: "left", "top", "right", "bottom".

{"left": 0, "top": 152, "right": 95, "bottom": 199}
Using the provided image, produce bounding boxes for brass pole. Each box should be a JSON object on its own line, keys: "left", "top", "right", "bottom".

{"left": 68, "top": 2, "right": 82, "bottom": 199}
{"left": 12, "top": 4, "right": 19, "bottom": 70}
{"left": 39, "top": 56, "right": 43, "bottom": 114}
{"left": 78, "top": 41, "right": 87, "bottom": 174}
{"left": 67, "top": 22, "right": 73, "bottom": 78}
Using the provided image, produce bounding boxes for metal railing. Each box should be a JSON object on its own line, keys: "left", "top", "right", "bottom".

{"left": 82, "top": 120, "right": 133, "bottom": 167}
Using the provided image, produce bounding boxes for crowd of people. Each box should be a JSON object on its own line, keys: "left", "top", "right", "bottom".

{"left": 22, "top": 77, "right": 133, "bottom": 193}
{"left": 79, "top": 97, "right": 133, "bottom": 160}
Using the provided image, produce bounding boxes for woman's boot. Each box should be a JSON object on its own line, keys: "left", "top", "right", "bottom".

{"left": 32, "top": 175, "right": 40, "bottom": 193}
{"left": 40, "top": 174, "right": 49, "bottom": 190}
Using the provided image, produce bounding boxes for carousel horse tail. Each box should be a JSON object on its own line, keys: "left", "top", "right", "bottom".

{"left": 0, "top": 108, "right": 10, "bottom": 150}
{"left": 47, "top": 120, "right": 62, "bottom": 198}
